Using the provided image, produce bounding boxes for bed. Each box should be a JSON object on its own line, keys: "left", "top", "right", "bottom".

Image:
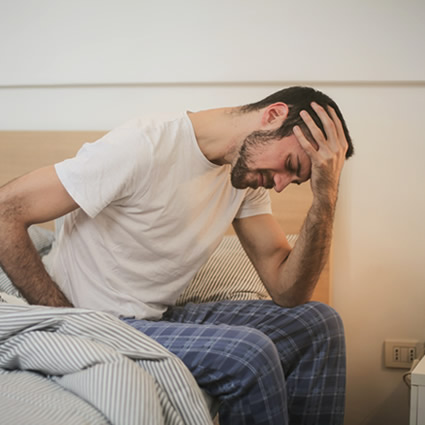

{"left": 0, "top": 130, "right": 332, "bottom": 424}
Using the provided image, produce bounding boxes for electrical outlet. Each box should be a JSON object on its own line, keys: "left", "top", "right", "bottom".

{"left": 384, "top": 340, "right": 424, "bottom": 369}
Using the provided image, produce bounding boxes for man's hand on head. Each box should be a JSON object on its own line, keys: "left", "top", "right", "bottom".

{"left": 293, "top": 102, "right": 348, "bottom": 206}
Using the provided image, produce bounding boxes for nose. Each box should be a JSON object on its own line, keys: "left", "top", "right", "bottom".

{"left": 273, "top": 173, "right": 292, "bottom": 193}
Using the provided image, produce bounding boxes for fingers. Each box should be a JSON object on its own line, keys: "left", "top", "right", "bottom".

{"left": 293, "top": 125, "right": 317, "bottom": 158}
{"left": 293, "top": 103, "right": 331, "bottom": 158}
{"left": 297, "top": 102, "right": 347, "bottom": 155}
{"left": 327, "top": 106, "right": 348, "bottom": 154}
{"left": 309, "top": 102, "right": 337, "bottom": 145}
{"left": 326, "top": 106, "right": 342, "bottom": 138}
{"left": 296, "top": 109, "right": 325, "bottom": 152}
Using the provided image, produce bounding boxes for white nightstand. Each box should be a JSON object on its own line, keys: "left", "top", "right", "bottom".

{"left": 410, "top": 355, "right": 425, "bottom": 425}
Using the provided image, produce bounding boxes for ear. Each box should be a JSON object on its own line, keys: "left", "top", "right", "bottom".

{"left": 261, "top": 102, "right": 289, "bottom": 129}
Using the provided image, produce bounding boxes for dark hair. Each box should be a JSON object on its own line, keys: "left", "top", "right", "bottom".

{"left": 241, "top": 86, "right": 354, "bottom": 158}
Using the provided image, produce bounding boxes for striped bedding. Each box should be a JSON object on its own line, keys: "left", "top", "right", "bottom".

{"left": 0, "top": 304, "right": 213, "bottom": 425}
{"left": 177, "top": 234, "right": 298, "bottom": 305}
{"left": 0, "top": 231, "right": 298, "bottom": 424}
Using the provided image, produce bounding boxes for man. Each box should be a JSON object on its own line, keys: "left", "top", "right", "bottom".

{"left": 0, "top": 86, "right": 353, "bottom": 424}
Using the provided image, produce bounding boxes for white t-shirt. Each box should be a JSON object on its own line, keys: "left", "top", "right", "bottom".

{"left": 49, "top": 112, "right": 272, "bottom": 319}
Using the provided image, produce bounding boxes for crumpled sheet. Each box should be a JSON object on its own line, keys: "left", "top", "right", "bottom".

{"left": 0, "top": 304, "right": 212, "bottom": 425}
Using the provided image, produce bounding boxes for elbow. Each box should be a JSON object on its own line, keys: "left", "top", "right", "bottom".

{"left": 0, "top": 189, "right": 27, "bottom": 229}
{"left": 0, "top": 204, "right": 22, "bottom": 229}
{"left": 271, "top": 288, "right": 313, "bottom": 308}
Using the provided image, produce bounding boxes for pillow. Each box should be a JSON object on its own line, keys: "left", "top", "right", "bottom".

{"left": 0, "top": 225, "right": 55, "bottom": 298}
{"left": 0, "top": 291, "right": 28, "bottom": 305}
{"left": 176, "top": 234, "right": 298, "bottom": 305}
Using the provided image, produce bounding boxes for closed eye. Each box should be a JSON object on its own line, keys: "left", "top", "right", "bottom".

{"left": 286, "top": 155, "right": 301, "bottom": 177}
{"left": 287, "top": 155, "right": 304, "bottom": 185}
{"left": 296, "top": 155, "right": 301, "bottom": 178}
{"left": 286, "top": 155, "right": 294, "bottom": 172}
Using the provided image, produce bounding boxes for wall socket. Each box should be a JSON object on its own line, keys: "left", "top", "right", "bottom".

{"left": 384, "top": 340, "right": 424, "bottom": 369}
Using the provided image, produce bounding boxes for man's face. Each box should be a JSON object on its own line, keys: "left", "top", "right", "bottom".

{"left": 230, "top": 131, "right": 312, "bottom": 192}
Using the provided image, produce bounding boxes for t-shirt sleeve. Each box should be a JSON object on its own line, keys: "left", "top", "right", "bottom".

{"left": 55, "top": 127, "right": 153, "bottom": 218}
{"left": 235, "top": 187, "right": 272, "bottom": 219}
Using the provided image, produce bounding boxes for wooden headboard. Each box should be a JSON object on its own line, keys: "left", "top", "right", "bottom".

{"left": 0, "top": 131, "right": 331, "bottom": 305}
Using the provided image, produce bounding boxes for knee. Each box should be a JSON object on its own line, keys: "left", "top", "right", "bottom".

{"left": 223, "top": 327, "right": 282, "bottom": 382}
{"left": 273, "top": 301, "right": 345, "bottom": 354}
{"left": 205, "top": 327, "right": 286, "bottom": 403}
{"left": 291, "top": 302, "right": 346, "bottom": 362}
{"left": 241, "top": 327, "right": 281, "bottom": 364}
{"left": 305, "top": 302, "right": 345, "bottom": 339}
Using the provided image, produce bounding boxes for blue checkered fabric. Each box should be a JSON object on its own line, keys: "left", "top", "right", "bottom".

{"left": 123, "top": 300, "right": 346, "bottom": 425}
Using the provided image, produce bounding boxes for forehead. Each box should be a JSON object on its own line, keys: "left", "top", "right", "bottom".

{"left": 256, "top": 134, "right": 304, "bottom": 158}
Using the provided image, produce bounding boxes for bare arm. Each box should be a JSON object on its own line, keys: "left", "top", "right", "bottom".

{"left": 234, "top": 103, "right": 348, "bottom": 307}
{"left": 0, "top": 165, "right": 79, "bottom": 306}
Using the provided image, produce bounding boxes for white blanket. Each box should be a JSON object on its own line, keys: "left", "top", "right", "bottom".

{"left": 0, "top": 304, "right": 212, "bottom": 425}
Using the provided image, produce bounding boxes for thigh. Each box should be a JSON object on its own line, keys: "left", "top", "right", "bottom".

{"left": 163, "top": 300, "right": 342, "bottom": 341}
{"left": 141, "top": 300, "right": 345, "bottom": 425}
{"left": 163, "top": 300, "right": 346, "bottom": 425}
{"left": 164, "top": 300, "right": 345, "bottom": 375}
{"left": 123, "top": 317, "right": 285, "bottom": 401}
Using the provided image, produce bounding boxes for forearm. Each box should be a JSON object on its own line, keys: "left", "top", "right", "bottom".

{"left": 272, "top": 101, "right": 348, "bottom": 306}
{"left": 273, "top": 195, "right": 336, "bottom": 307}
{"left": 0, "top": 166, "right": 79, "bottom": 306}
{"left": 0, "top": 220, "right": 72, "bottom": 307}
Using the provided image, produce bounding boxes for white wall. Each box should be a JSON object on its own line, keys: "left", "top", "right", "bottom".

{"left": 1, "top": 0, "right": 424, "bottom": 86}
{"left": 1, "top": 1, "right": 425, "bottom": 424}
{"left": 331, "top": 84, "right": 425, "bottom": 424}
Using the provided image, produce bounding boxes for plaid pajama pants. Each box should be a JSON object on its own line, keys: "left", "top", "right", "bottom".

{"left": 123, "top": 300, "right": 346, "bottom": 425}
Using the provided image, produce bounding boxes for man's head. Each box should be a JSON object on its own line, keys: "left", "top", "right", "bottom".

{"left": 230, "top": 86, "right": 353, "bottom": 191}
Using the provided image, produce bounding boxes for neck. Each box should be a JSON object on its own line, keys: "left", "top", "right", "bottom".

{"left": 187, "top": 107, "right": 261, "bottom": 165}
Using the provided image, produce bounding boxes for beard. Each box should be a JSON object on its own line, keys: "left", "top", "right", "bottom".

{"left": 230, "top": 129, "right": 276, "bottom": 190}
{"left": 230, "top": 157, "right": 252, "bottom": 189}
